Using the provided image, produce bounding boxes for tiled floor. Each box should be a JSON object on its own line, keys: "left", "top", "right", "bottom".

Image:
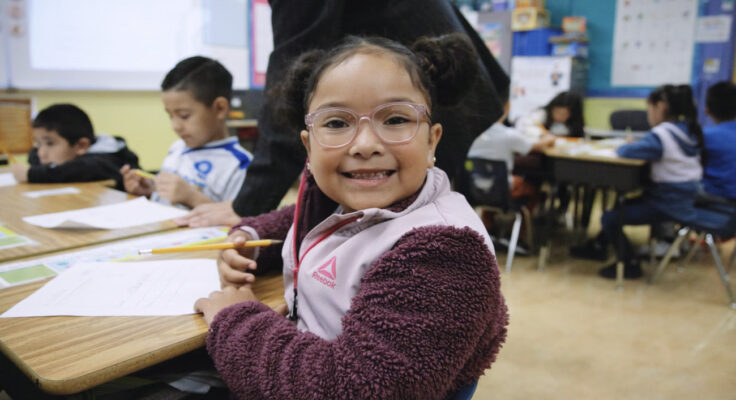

{"left": 474, "top": 238, "right": 736, "bottom": 400}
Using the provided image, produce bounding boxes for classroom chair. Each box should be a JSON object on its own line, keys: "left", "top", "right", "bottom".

{"left": 449, "top": 381, "right": 478, "bottom": 400}
{"left": 649, "top": 193, "right": 736, "bottom": 308}
{"left": 463, "top": 158, "right": 534, "bottom": 273}
{"left": 609, "top": 109, "right": 650, "bottom": 131}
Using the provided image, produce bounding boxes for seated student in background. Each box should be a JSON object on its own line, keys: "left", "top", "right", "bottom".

{"left": 11, "top": 104, "right": 139, "bottom": 191}
{"left": 467, "top": 100, "right": 555, "bottom": 210}
{"left": 702, "top": 81, "right": 736, "bottom": 200}
{"left": 121, "top": 56, "right": 252, "bottom": 209}
{"left": 514, "top": 91, "right": 585, "bottom": 138}
{"left": 194, "top": 34, "right": 508, "bottom": 399}
{"left": 571, "top": 85, "right": 704, "bottom": 279}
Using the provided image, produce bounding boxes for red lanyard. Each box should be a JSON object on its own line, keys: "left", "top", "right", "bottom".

{"left": 288, "top": 166, "right": 359, "bottom": 320}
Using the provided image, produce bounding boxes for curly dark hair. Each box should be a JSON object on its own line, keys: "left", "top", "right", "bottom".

{"left": 269, "top": 33, "right": 480, "bottom": 133}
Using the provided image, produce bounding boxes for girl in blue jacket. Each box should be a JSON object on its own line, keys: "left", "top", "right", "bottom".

{"left": 572, "top": 85, "right": 704, "bottom": 279}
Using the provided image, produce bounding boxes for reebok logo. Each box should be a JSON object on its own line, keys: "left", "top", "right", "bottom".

{"left": 312, "top": 256, "right": 336, "bottom": 289}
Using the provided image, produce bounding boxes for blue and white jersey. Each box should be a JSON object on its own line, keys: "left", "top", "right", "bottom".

{"left": 155, "top": 136, "right": 252, "bottom": 205}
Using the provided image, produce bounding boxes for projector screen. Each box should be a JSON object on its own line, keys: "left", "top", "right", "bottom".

{"left": 4, "top": 0, "right": 252, "bottom": 90}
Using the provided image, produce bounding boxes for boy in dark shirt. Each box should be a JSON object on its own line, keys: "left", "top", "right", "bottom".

{"left": 11, "top": 104, "right": 139, "bottom": 190}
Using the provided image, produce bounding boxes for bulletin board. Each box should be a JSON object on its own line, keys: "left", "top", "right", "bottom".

{"left": 546, "top": 0, "right": 699, "bottom": 97}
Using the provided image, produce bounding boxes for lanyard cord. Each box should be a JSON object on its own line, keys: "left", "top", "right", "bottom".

{"left": 288, "top": 166, "right": 360, "bottom": 320}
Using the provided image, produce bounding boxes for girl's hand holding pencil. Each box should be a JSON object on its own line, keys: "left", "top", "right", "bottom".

{"left": 217, "top": 231, "right": 264, "bottom": 288}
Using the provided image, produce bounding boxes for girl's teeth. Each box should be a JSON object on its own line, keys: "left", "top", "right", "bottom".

{"left": 350, "top": 171, "right": 388, "bottom": 179}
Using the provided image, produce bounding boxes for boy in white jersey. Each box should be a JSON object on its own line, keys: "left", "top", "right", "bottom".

{"left": 121, "top": 56, "right": 252, "bottom": 208}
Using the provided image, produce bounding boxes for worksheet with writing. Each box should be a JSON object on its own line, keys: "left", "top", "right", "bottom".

{"left": 22, "top": 197, "right": 187, "bottom": 229}
{"left": 1, "top": 259, "right": 220, "bottom": 317}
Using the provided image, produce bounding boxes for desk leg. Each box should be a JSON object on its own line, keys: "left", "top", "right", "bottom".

{"left": 615, "top": 191, "right": 625, "bottom": 290}
{"left": 537, "top": 183, "right": 557, "bottom": 272}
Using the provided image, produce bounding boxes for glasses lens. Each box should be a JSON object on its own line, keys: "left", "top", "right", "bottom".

{"left": 312, "top": 109, "right": 357, "bottom": 147}
{"left": 373, "top": 103, "right": 420, "bottom": 143}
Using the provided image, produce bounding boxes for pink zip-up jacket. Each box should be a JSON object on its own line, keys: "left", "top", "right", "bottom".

{"left": 207, "top": 167, "right": 508, "bottom": 399}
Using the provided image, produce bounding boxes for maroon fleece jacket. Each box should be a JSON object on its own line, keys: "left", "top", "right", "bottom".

{"left": 207, "top": 175, "right": 508, "bottom": 399}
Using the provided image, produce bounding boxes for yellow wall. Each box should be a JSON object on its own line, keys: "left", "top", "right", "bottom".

{"left": 7, "top": 90, "right": 177, "bottom": 171}
{"left": 5, "top": 90, "right": 646, "bottom": 169}
{"left": 583, "top": 97, "right": 648, "bottom": 129}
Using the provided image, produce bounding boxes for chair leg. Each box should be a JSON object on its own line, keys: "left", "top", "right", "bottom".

{"left": 704, "top": 234, "right": 736, "bottom": 309}
{"left": 649, "top": 227, "right": 689, "bottom": 284}
{"left": 506, "top": 212, "right": 522, "bottom": 273}
{"left": 680, "top": 232, "right": 705, "bottom": 270}
{"left": 648, "top": 237, "right": 658, "bottom": 268}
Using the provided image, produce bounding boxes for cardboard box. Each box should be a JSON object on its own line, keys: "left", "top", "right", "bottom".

{"left": 511, "top": 8, "right": 550, "bottom": 31}
{"left": 562, "top": 16, "right": 587, "bottom": 34}
{"left": 515, "top": 0, "right": 545, "bottom": 9}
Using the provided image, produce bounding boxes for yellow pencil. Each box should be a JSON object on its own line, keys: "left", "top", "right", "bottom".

{"left": 138, "top": 239, "right": 283, "bottom": 255}
{"left": 0, "top": 143, "right": 17, "bottom": 164}
{"left": 134, "top": 169, "right": 155, "bottom": 179}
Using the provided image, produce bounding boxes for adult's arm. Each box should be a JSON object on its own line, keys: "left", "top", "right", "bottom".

{"left": 207, "top": 225, "right": 508, "bottom": 399}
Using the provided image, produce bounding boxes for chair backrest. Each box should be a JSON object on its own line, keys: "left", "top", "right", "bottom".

{"left": 609, "top": 109, "right": 650, "bottom": 131}
{"left": 464, "top": 158, "right": 512, "bottom": 211}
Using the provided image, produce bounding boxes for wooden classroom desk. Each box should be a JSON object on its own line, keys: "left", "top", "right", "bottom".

{"left": 539, "top": 146, "right": 649, "bottom": 287}
{"left": 0, "top": 180, "right": 179, "bottom": 263}
{"left": 0, "top": 249, "right": 285, "bottom": 395}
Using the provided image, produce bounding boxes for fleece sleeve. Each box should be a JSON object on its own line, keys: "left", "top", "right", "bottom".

{"left": 229, "top": 205, "right": 295, "bottom": 275}
{"left": 206, "top": 225, "right": 508, "bottom": 400}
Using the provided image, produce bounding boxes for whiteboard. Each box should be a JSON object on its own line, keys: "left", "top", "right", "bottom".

{"left": 509, "top": 56, "right": 573, "bottom": 122}
{"left": 6, "top": 0, "right": 250, "bottom": 90}
{"left": 0, "top": 0, "right": 10, "bottom": 88}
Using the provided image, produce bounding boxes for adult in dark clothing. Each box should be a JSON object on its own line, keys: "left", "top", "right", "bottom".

{"left": 177, "top": 0, "right": 509, "bottom": 227}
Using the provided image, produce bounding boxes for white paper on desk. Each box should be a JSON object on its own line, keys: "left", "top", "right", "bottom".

{"left": 0, "top": 173, "right": 17, "bottom": 187}
{"left": 23, "top": 187, "right": 81, "bottom": 198}
{"left": 588, "top": 148, "right": 619, "bottom": 158}
{"left": 21, "top": 197, "right": 188, "bottom": 229}
{"left": 0, "top": 260, "right": 220, "bottom": 317}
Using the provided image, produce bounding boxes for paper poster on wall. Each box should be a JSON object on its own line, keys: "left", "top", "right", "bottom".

{"left": 509, "top": 56, "right": 572, "bottom": 122}
{"left": 249, "top": 0, "right": 273, "bottom": 88}
{"left": 611, "top": 0, "right": 698, "bottom": 86}
{"left": 695, "top": 15, "right": 733, "bottom": 43}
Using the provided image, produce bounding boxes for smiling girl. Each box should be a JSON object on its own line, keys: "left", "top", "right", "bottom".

{"left": 194, "top": 34, "right": 508, "bottom": 399}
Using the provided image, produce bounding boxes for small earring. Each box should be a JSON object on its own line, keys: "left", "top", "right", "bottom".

{"left": 432, "top": 156, "right": 436, "bottom": 163}
{"left": 307, "top": 162, "right": 311, "bottom": 171}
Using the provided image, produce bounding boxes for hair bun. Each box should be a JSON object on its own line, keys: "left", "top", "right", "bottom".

{"left": 411, "top": 33, "right": 479, "bottom": 106}
{"left": 268, "top": 49, "right": 326, "bottom": 131}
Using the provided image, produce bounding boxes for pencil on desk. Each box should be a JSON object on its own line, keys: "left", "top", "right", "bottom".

{"left": 134, "top": 169, "right": 155, "bottom": 179}
{"left": 138, "top": 239, "right": 283, "bottom": 255}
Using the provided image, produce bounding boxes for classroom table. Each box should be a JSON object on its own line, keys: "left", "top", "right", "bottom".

{"left": 538, "top": 146, "right": 648, "bottom": 288}
{"left": 0, "top": 249, "right": 285, "bottom": 396}
{"left": 0, "top": 180, "right": 179, "bottom": 263}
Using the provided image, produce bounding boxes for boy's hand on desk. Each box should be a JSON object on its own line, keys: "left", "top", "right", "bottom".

{"left": 154, "top": 172, "right": 195, "bottom": 204}
{"left": 218, "top": 231, "right": 258, "bottom": 288}
{"left": 194, "top": 285, "right": 259, "bottom": 325}
{"left": 120, "top": 164, "right": 153, "bottom": 196}
{"left": 175, "top": 200, "right": 241, "bottom": 227}
{"left": 10, "top": 163, "right": 29, "bottom": 182}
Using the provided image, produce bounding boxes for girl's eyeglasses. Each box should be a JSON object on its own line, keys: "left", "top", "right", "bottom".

{"left": 304, "top": 102, "right": 430, "bottom": 149}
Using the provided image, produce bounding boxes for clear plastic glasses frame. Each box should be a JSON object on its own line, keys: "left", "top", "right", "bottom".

{"left": 304, "top": 102, "right": 431, "bottom": 148}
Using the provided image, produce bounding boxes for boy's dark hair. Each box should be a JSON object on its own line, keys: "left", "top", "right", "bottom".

{"left": 270, "top": 33, "right": 480, "bottom": 132}
{"left": 32, "top": 104, "right": 95, "bottom": 145}
{"left": 161, "top": 56, "right": 233, "bottom": 105}
{"left": 543, "top": 91, "right": 585, "bottom": 138}
{"left": 648, "top": 84, "right": 705, "bottom": 166}
{"left": 705, "top": 81, "right": 736, "bottom": 122}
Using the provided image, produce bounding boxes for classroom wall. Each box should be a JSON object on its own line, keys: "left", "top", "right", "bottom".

{"left": 12, "top": 90, "right": 177, "bottom": 171}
